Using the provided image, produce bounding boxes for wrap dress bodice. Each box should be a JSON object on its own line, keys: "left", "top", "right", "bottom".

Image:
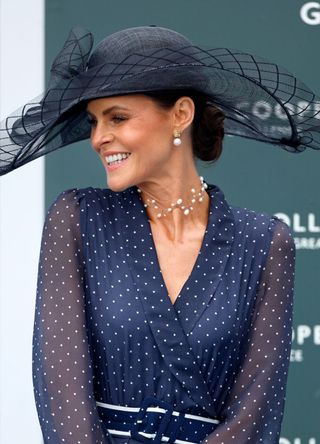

{"left": 33, "top": 183, "right": 295, "bottom": 444}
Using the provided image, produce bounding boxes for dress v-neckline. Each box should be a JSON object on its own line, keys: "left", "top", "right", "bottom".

{"left": 146, "top": 200, "right": 212, "bottom": 307}
{"left": 123, "top": 183, "right": 235, "bottom": 333}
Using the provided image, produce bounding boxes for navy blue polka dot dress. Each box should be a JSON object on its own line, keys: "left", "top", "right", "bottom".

{"left": 32, "top": 183, "right": 295, "bottom": 444}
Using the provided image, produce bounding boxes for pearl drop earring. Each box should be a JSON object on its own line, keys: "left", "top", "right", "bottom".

{"left": 173, "top": 129, "right": 182, "bottom": 146}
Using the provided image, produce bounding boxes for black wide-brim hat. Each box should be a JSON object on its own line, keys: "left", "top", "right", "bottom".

{"left": 1, "top": 25, "right": 320, "bottom": 175}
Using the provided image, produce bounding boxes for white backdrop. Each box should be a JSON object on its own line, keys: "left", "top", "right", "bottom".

{"left": 0, "top": 0, "right": 44, "bottom": 442}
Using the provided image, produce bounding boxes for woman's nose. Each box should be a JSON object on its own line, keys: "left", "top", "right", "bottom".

{"left": 91, "top": 123, "right": 115, "bottom": 153}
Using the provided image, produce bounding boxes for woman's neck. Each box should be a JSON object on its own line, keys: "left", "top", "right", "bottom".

{"left": 137, "top": 170, "right": 210, "bottom": 243}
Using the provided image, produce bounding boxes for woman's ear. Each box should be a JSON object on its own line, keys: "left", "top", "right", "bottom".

{"left": 172, "top": 96, "right": 195, "bottom": 132}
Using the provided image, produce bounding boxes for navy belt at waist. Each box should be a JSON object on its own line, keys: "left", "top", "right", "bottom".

{"left": 96, "top": 397, "right": 220, "bottom": 444}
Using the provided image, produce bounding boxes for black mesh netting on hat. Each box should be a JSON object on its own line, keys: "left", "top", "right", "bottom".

{"left": 1, "top": 26, "right": 320, "bottom": 176}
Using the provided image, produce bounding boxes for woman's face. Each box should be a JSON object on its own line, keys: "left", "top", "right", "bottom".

{"left": 87, "top": 94, "right": 177, "bottom": 192}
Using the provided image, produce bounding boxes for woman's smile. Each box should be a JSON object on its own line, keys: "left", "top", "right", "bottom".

{"left": 104, "top": 152, "right": 132, "bottom": 171}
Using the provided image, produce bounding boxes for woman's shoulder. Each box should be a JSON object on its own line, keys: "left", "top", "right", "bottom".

{"left": 48, "top": 186, "right": 133, "bottom": 216}
{"left": 50, "top": 186, "right": 123, "bottom": 204}
{"left": 43, "top": 188, "right": 82, "bottom": 229}
{"left": 210, "top": 183, "right": 291, "bottom": 234}
{"left": 229, "top": 203, "right": 294, "bottom": 250}
{"left": 230, "top": 203, "right": 275, "bottom": 224}
{"left": 230, "top": 202, "right": 291, "bottom": 228}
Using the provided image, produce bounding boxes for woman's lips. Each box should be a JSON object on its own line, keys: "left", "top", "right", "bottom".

{"left": 104, "top": 153, "right": 131, "bottom": 172}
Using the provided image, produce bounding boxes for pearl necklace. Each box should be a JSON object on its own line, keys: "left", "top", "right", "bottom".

{"left": 137, "top": 176, "right": 208, "bottom": 219}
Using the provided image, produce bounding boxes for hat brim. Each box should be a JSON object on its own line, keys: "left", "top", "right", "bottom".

{"left": 1, "top": 32, "right": 319, "bottom": 175}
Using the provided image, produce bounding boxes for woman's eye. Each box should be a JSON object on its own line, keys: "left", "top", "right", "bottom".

{"left": 111, "top": 115, "right": 127, "bottom": 123}
{"left": 86, "top": 114, "right": 127, "bottom": 127}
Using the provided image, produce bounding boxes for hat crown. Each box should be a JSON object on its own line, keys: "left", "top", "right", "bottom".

{"left": 88, "top": 25, "right": 192, "bottom": 67}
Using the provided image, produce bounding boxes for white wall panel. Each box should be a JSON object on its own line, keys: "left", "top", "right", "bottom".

{"left": 0, "top": 0, "right": 44, "bottom": 442}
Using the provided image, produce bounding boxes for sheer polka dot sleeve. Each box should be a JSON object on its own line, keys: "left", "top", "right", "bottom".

{"left": 203, "top": 217, "right": 296, "bottom": 444}
{"left": 32, "top": 189, "right": 110, "bottom": 443}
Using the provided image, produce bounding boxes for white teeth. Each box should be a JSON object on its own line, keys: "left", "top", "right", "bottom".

{"left": 105, "top": 152, "right": 130, "bottom": 165}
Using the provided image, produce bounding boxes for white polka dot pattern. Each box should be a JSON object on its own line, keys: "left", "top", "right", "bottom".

{"left": 32, "top": 184, "right": 295, "bottom": 444}
{"left": 32, "top": 190, "right": 108, "bottom": 443}
{"left": 203, "top": 214, "right": 295, "bottom": 443}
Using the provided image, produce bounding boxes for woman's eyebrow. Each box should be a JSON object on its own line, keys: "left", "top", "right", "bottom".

{"left": 87, "top": 105, "right": 130, "bottom": 118}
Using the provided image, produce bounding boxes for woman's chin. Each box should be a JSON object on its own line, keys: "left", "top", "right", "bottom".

{"left": 106, "top": 175, "right": 134, "bottom": 193}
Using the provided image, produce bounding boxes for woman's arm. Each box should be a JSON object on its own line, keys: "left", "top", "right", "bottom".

{"left": 204, "top": 218, "right": 296, "bottom": 444}
{"left": 32, "top": 189, "right": 111, "bottom": 443}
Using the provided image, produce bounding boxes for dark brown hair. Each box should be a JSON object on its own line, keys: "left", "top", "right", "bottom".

{"left": 144, "top": 90, "right": 225, "bottom": 162}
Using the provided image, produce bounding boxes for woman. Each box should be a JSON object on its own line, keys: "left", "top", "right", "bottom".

{"left": 1, "top": 25, "right": 319, "bottom": 443}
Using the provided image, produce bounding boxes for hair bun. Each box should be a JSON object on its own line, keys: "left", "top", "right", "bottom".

{"left": 192, "top": 102, "right": 225, "bottom": 162}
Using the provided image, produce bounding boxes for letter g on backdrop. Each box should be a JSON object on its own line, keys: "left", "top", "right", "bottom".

{"left": 300, "top": 2, "right": 320, "bottom": 25}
